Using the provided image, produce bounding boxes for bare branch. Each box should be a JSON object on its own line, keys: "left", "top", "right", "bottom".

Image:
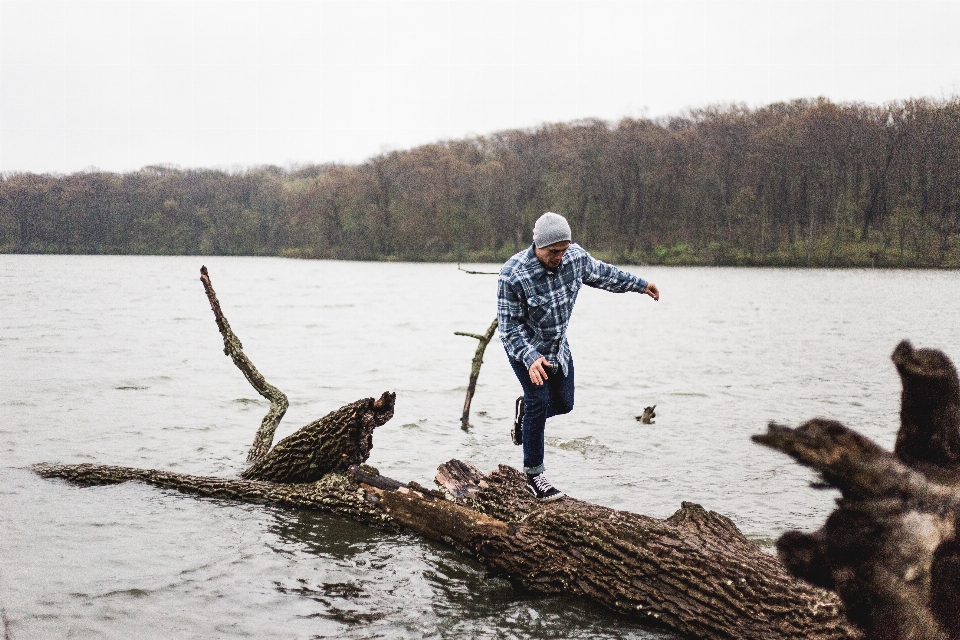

{"left": 199, "top": 266, "right": 288, "bottom": 462}
{"left": 455, "top": 318, "right": 498, "bottom": 430}
{"left": 457, "top": 263, "right": 499, "bottom": 275}
{"left": 454, "top": 331, "right": 485, "bottom": 340}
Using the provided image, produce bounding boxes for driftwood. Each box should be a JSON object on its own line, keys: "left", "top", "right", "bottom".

{"left": 637, "top": 405, "right": 657, "bottom": 424}
{"left": 456, "top": 263, "right": 499, "bottom": 275}
{"left": 32, "top": 267, "right": 858, "bottom": 640}
{"left": 754, "top": 340, "right": 960, "bottom": 640}
{"left": 454, "top": 318, "right": 498, "bottom": 430}
{"left": 203, "top": 263, "right": 395, "bottom": 481}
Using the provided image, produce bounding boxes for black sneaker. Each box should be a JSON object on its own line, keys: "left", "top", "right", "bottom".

{"left": 525, "top": 473, "right": 564, "bottom": 501}
{"left": 512, "top": 396, "right": 524, "bottom": 446}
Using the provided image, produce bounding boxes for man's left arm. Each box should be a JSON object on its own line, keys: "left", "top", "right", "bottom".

{"left": 581, "top": 253, "right": 659, "bottom": 300}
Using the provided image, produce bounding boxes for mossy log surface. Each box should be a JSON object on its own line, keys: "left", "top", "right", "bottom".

{"left": 755, "top": 340, "right": 960, "bottom": 640}
{"left": 241, "top": 392, "right": 395, "bottom": 483}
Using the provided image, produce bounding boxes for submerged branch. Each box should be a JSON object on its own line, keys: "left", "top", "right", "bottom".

{"left": 456, "top": 263, "right": 499, "bottom": 275}
{"left": 33, "top": 462, "right": 393, "bottom": 528}
{"left": 455, "top": 318, "right": 498, "bottom": 430}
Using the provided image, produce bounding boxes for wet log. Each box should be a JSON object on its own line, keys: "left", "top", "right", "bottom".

{"left": 31, "top": 266, "right": 859, "bottom": 640}
{"left": 33, "top": 462, "right": 394, "bottom": 528}
{"left": 754, "top": 340, "right": 960, "bottom": 640}
{"left": 35, "top": 455, "right": 853, "bottom": 640}
{"left": 435, "top": 462, "right": 854, "bottom": 640}
{"left": 241, "top": 391, "right": 395, "bottom": 483}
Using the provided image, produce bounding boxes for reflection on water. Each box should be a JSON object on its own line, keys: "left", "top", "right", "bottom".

{"left": 2, "top": 255, "right": 959, "bottom": 639}
{"left": 267, "top": 509, "right": 672, "bottom": 640}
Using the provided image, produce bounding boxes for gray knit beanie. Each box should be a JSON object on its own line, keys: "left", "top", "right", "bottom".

{"left": 532, "top": 212, "right": 572, "bottom": 248}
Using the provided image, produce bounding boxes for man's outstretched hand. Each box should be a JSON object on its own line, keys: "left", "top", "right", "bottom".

{"left": 526, "top": 283, "right": 656, "bottom": 386}
{"left": 529, "top": 357, "right": 552, "bottom": 385}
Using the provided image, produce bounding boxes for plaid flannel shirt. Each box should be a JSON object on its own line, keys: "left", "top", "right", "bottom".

{"left": 497, "top": 243, "right": 648, "bottom": 375}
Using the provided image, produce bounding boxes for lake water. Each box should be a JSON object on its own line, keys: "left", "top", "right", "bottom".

{"left": 2, "top": 255, "right": 958, "bottom": 639}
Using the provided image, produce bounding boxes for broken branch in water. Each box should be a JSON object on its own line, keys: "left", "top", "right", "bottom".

{"left": 454, "top": 318, "right": 498, "bottom": 430}
{"left": 456, "top": 263, "right": 499, "bottom": 275}
{"left": 636, "top": 405, "right": 657, "bottom": 424}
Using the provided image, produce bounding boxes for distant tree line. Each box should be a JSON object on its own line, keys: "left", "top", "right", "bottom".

{"left": 2, "top": 97, "right": 960, "bottom": 267}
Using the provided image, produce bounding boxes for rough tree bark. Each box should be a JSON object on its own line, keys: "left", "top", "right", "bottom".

{"left": 35, "top": 458, "right": 854, "bottom": 640}
{"left": 434, "top": 462, "right": 854, "bottom": 639}
{"left": 32, "top": 267, "right": 857, "bottom": 640}
{"left": 241, "top": 393, "right": 395, "bottom": 483}
{"left": 754, "top": 340, "right": 960, "bottom": 640}
{"left": 454, "top": 318, "right": 498, "bottom": 430}
{"left": 200, "top": 265, "right": 288, "bottom": 463}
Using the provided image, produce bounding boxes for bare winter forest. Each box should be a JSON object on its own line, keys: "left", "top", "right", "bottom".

{"left": 3, "top": 97, "right": 959, "bottom": 267}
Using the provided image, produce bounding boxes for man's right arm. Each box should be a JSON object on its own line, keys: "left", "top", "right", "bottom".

{"left": 496, "top": 275, "right": 542, "bottom": 369}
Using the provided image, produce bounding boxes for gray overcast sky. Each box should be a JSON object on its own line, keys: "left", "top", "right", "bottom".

{"left": 2, "top": 0, "right": 960, "bottom": 174}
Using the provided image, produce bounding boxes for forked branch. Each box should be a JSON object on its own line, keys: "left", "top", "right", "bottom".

{"left": 454, "top": 318, "right": 498, "bottom": 430}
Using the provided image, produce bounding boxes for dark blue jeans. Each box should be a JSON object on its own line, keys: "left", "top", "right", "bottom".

{"left": 508, "top": 355, "right": 575, "bottom": 474}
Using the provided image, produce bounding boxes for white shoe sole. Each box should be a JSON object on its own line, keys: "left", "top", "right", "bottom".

{"left": 525, "top": 485, "right": 564, "bottom": 502}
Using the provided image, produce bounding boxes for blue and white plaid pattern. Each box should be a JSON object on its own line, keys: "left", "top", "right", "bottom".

{"left": 497, "top": 243, "right": 648, "bottom": 375}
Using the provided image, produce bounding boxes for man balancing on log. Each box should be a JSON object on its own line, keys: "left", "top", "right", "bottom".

{"left": 497, "top": 212, "right": 660, "bottom": 501}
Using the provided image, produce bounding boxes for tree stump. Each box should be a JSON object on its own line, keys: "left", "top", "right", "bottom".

{"left": 241, "top": 392, "right": 395, "bottom": 483}
{"left": 755, "top": 340, "right": 960, "bottom": 640}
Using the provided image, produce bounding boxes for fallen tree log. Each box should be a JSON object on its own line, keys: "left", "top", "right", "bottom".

{"left": 435, "top": 463, "right": 854, "bottom": 639}
{"left": 32, "top": 266, "right": 857, "bottom": 640}
{"left": 35, "top": 457, "right": 854, "bottom": 639}
{"left": 754, "top": 340, "right": 960, "bottom": 640}
{"left": 33, "top": 461, "right": 394, "bottom": 528}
